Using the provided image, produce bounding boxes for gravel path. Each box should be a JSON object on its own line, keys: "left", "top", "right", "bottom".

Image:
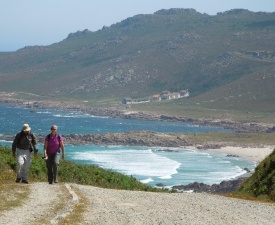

{"left": 1, "top": 182, "right": 275, "bottom": 225}
{"left": 0, "top": 182, "right": 77, "bottom": 225}
{"left": 74, "top": 184, "right": 275, "bottom": 225}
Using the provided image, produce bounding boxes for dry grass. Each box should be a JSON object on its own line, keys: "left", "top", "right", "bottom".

{"left": 57, "top": 185, "right": 89, "bottom": 225}
{"left": 0, "top": 181, "right": 89, "bottom": 225}
{"left": 32, "top": 183, "right": 89, "bottom": 225}
{"left": 0, "top": 182, "right": 30, "bottom": 211}
{"left": 224, "top": 192, "right": 274, "bottom": 204}
{"left": 29, "top": 183, "right": 73, "bottom": 225}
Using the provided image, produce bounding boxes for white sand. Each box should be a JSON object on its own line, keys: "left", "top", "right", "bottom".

{"left": 205, "top": 146, "right": 274, "bottom": 163}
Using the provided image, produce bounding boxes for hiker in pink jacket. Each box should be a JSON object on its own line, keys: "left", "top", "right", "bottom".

{"left": 43, "top": 125, "right": 65, "bottom": 184}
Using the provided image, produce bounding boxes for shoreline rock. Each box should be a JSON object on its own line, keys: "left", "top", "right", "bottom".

{"left": 172, "top": 177, "right": 246, "bottom": 193}
{"left": 1, "top": 131, "right": 265, "bottom": 149}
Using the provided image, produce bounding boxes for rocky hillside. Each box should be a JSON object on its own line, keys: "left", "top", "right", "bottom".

{"left": 0, "top": 8, "right": 275, "bottom": 110}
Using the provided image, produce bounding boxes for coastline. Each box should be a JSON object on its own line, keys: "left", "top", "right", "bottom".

{"left": 0, "top": 95, "right": 275, "bottom": 133}
{"left": 1, "top": 95, "right": 274, "bottom": 164}
{"left": 172, "top": 146, "right": 274, "bottom": 193}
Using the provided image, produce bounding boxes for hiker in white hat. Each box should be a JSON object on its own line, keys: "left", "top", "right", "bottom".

{"left": 12, "top": 124, "right": 38, "bottom": 184}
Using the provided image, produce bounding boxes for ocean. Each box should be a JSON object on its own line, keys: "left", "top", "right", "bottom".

{"left": 0, "top": 104, "right": 255, "bottom": 187}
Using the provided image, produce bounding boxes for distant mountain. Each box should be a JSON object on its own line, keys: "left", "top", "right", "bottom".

{"left": 0, "top": 8, "right": 275, "bottom": 110}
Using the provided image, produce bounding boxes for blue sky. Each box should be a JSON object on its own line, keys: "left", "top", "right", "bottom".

{"left": 1, "top": 0, "right": 275, "bottom": 52}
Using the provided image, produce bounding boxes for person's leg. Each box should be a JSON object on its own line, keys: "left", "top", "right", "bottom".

{"left": 16, "top": 149, "right": 25, "bottom": 182}
{"left": 46, "top": 154, "right": 54, "bottom": 184}
{"left": 53, "top": 153, "right": 60, "bottom": 183}
{"left": 22, "top": 150, "right": 31, "bottom": 182}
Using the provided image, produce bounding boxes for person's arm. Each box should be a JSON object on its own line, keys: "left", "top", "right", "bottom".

{"left": 44, "top": 139, "right": 48, "bottom": 158}
{"left": 31, "top": 133, "right": 38, "bottom": 157}
{"left": 12, "top": 133, "right": 20, "bottom": 158}
{"left": 60, "top": 141, "right": 65, "bottom": 160}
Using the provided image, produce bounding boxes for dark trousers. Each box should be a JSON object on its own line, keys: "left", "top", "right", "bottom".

{"left": 46, "top": 153, "right": 60, "bottom": 183}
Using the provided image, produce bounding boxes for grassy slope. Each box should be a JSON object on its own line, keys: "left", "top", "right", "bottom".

{"left": 126, "top": 96, "right": 275, "bottom": 124}
{"left": 237, "top": 148, "right": 275, "bottom": 201}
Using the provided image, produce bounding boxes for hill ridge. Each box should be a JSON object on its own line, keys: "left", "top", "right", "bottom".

{"left": 0, "top": 8, "right": 275, "bottom": 113}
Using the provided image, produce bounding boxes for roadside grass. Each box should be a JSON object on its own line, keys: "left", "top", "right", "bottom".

{"left": 37, "top": 185, "right": 84, "bottom": 225}
{"left": 0, "top": 182, "right": 30, "bottom": 211}
{"left": 224, "top": 192, "right": 274, "bottom": 203}
{"left": 57, "top": 186, "right": 89, "bottom": 225}
{"left": 0, "top": 145, "right": 30, "bottom": 211}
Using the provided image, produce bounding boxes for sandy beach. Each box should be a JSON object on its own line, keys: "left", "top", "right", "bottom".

{"left": 205, "top": 146, "right": 274, "bottom": 163}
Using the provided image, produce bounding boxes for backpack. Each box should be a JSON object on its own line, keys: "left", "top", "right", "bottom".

{"left": 18, "top": 131, "right": 35, "bottom": 152}
{"left": 47, "top": 134, "right": 61, "bottom": 143}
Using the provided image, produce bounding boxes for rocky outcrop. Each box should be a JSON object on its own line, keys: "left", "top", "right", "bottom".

{"left": 1, "top": 131, "right": 190, "bottom": 147}
{"left": 267, "top": 126, "right": 275, "bottom": 133}
{"left": 172, "top": 177, "right": 246, "bottom": 193}
{"left": 1, "top": 131, "right": 266, "bottom": 150}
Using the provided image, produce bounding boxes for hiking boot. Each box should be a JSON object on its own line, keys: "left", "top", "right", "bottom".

{"left": 15, "top": 178, "right": 21, "bottom": 183}
{"left": 54, "top": 180, "right": 58, "bottom": 183}
{"left": 22, "top": 180, "right": 29, "bottom": 184}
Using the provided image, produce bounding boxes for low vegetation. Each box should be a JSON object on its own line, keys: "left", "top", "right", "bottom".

{"left": 234, "top": 148, "right": 275, "bottom": 201}
{"left": 0, "top": 182, "right": 29, "bottom": 211}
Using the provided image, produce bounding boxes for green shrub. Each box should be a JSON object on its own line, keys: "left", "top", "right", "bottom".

{"left": 238, "top": 148, "right": 275, "bottom": 201}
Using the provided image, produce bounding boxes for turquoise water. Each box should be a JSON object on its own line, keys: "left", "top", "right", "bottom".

{"left": 67, "top": 145, "right": 255, "bottom": 187}
{"left": 0, "top": 105, "right": 231, "bottom": 135}
{"left": 0, "top": 104, "right": 255, "bottom": 187}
